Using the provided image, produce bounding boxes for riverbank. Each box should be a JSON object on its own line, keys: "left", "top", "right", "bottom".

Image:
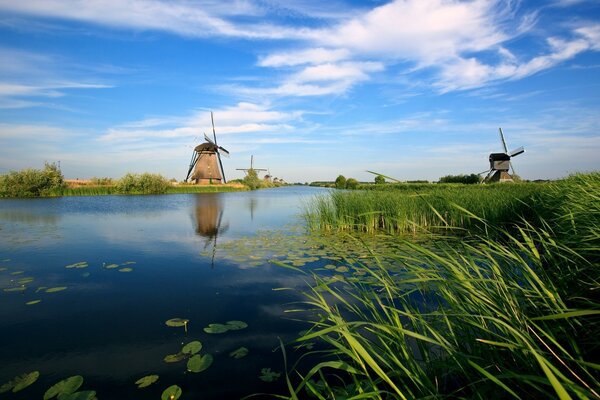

{"left": 60, "top": 180, "right": 248, "bottom": 196}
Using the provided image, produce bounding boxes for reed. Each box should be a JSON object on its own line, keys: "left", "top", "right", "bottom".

{"left": 285, "top": 173, "right": 599, "bottom": 399}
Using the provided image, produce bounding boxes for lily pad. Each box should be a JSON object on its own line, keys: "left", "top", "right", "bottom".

{"left": 335, "top": 266, "right": 349, "bottom": 273}
{"left": 26, "top": 300, "right": 41, "bottom": 305}
{"left": 58, "top": 391, "right": 96, "bottom": 400}
{"left": 229, "top": 347, "right": 249, "bottom": 359}
{"left": 135, "top": 375, "right": 159, "bottom": 388}
{"left": 0, "top": 371, "right": 40, "bottom": 393}
{"left": 181, "top": 341, "right": 202, "bottom": 355}
{"left": 203, "top": 323, "right": 229, "bottom": 334}
{"left": 46, "top": 287, "right": 67, "bottom": 293}
{"left": 17, "top": 277, "right": 34, "bottom": 285}
{"left": 44, "top": 375, "right": 84, "bottom": 399}
{"left": 3, "top": 286, "right": 26, "bottom": 292}
{"left": 324, "top": 264, "right": 337, "bottom": 270}
{"left": 165, "top": 318, "right": 188, "bottom": 327}
{"left": 187, "top": 354, "right": 213, "bottom": 373}
{"left": 10, "top": 271, "right": 24, "bottom": 275}
{"left": 163, "top": 353, "right": 186, "bottom": 363}
{"left": 121, "top": 261, "right": 136, "bottom": 265}
{"left": 225, "top": 320, "right": 248, "bottom": 330}
{"left": 0, "top": 267, "right": 7, "bottom": 272}
{"left": 104, "top": 263, "right": 119, "bottom": 269}
{"left": 118, "top": 267, "right": 133, "bottom": 272}
{"left": 161, "top": 385, "right": 182, "bottom": 400}
{"left": 259, "top": 368, "right": 280, "bottom": 382}
{"left": 65, "top": 262, "right": 88, "bottom": 269}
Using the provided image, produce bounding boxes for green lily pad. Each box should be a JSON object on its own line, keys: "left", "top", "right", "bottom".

{"left": 225, "top": 320, "right": 248, "bottom": 330}
{"left": 46, "top": 287, "right": 67, "bottom": 293}
{"left": 17, "top": 277, "right": 34, "bottom": 285}
{"left": 1, "top": 371, "right": 40, "bottom": 393}
{"left": 57, "top": 391, "right": 96, "bottom": 400}
{"left": 65, "top": 262, "right": 88, "bottom": 269}
{"left": 163, "top": 353, "right": 186, "bottom": 363}
{"left": 259, "top": 368, "right": 280, "bottom": 382}
{"left": 10, "top": 271, "right": 24, "bottom": 275}
{"left": 0, "top": 267, "right": 7, "bottom": 272}
{"left": 324, "top": 264, "right": 337, "bottom": 270}
{"left": 121, "top": 261, "right": 136, "bottom": 265}
{"left": 181, "top": 341, "right": 202, "bottom": 355}
{"left": 165, "top": 318, "right": 188, "bottom": 327}
{"left": 26, "top": 300, "right": 41, "bottom": 305}
{"left": 203, "top": 323, "right": 229, "bottom": 334}
{"left": 229, "top": 347, "right": 249, "bottom": 359}
{"left": 187, "top": 354, "right": 213, "bottom": 373}
{"left": 104, "top": 264, "right": 119, "bottom": 269}
{"left": 3, "top": 286, "right": 26, "bottom": 292}
{"left": 135, "top": 375, "right": 159, "bottom": 388}
{"left": 118, "top": 267, "right": 133, "bottom": 272}
{"left": 335, "top": 266, "right": 349, "bottom": 273}
{"left": 161, "top": 385, "right": 182, "bottom": 400}
{"left": 44, "top": 375, "right": 84, "bottom": 399}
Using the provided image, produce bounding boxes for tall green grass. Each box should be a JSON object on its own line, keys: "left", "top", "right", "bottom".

{"left": 283, "top": 173, "right": 599, "bottom": 399}
{"left": 306, "top": 183, "right": 543, "bottom": 234}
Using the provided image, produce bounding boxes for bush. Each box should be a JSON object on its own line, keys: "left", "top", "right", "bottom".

{"left": 346, "top": 178, "right": 359, "bottom": 189}
{"left": 115, "top": 173, "right": 171, "bottom": 194}
{"left": 374, "top": 175, "right": 385, "bottom": 184}
{"left": 243, "top": 169, "right": 263, "bottom": 190}
{"left": 0, "top": 162, "right": 66, "bottom": 197}
{"left": 439, "top": 173, "right": 481, "bottom": 184}
{"left": 335, "top": 175, "right": 347, "bottom": 189}
{"left": 90, "top": 177, "right": 114, "bottom": 186}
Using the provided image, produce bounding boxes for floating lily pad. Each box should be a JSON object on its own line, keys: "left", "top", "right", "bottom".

{"left": 0, "top": 371, "right": 40, "bottom": 393}
{"left": 57, "top": 390, "right": 96, "bottom": 400}
{"left": 187, "top": 354, "right": 213, "bottom": 373}
{"left": 65, "top": 262, "right": 88, "bottom": 269}
{"left": 259, "top": 368, "right": 280, "bottom": 382}
{"left": 135, "top": 375, "right": 159, "bottom": 388}
{"left": 46, "top": 287, "right": 67, "bottom": 293}
{"left": 26, "top": 300, "right": 41, "bottom": 305}
{"left": 229, "top": 347, "right": 249, "bottom": 359}
{"left": 203, "top": 323, "right": 228, "bottom": 334}
{"left": 225, "top": 320, "right": 248, "bottom": 330}
{"left": 161, "top": 385, "right": 182, "bottom": 400}
{"left": 104, "top": 264, "right": 119, "bottom": 269}
{"left": 17, "top": 277, "right": 34, "bottom": 284}
{"left": 181, "top": 341, "right": 202, "bottom": 355}
{"left": 3, "top": 286, "right": 26, "bottom": 292}
{"left": 165, "top": 318, "right": 188, "bottom": 328}
{"left": 10, "top": 271, "right": 24, "bottom": 275}
{"left": 0, "top": 267, "right": 7, "bottom": 272}
{"left": 44, "top": 375, "right": 84, "bottom": 399}
{"left": 324, "top": 264, "right": 337, "bottom": 270}
{"left": 335, "top": 266, "right": 349, "bottom": 273}
{"left": 118, "top": 267, "right": 133, "bottom": 272}
{"left": 163, "top": 353, "right": 186, "bottom": 363}
{"left": 121, "top": 261, "right": 136, "bottom": 265}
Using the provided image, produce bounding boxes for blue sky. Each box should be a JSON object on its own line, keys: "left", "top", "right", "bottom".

{"left": 0, "top": 0, "right": 599, "bottom": 182}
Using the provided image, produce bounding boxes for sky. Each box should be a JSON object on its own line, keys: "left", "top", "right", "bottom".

{"left": 0, "top": 0, "right": 599, "bottom": 183}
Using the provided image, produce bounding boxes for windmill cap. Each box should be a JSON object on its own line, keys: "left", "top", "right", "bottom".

{"left": 489, "top": 152, "right": 511, "bottom": 161}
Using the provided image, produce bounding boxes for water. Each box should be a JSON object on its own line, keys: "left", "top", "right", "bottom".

{"left": 0, "top": 186, "right": 330, "bottom": 399}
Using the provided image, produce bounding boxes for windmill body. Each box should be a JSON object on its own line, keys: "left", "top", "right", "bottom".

{"left": 482, "top": 128, "right": 525, "bottom": 183}
{"left": 185, "top": 112, "right": 229, "bottom": 184}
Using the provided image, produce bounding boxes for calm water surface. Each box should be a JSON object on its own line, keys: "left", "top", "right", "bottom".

{"left": 0, "top": 186, "right": 329, "bottom": 399}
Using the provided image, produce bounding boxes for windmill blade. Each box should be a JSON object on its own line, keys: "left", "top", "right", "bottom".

{"left": 509, "top": 146, "right": 525, "bottom": 157}
{"left": 509, "top": 161, "right": 517, "bottom": 178}
{"left": 211, "top": 111, "right": 218, "bottom": 145}
{"left": 185, "top": 151, "right": 199, "bottom": 182}
{"left": 499, "top": 127, "right": 509, "bottom": 153}
{"left": 217, "top": 146, "right": 230, "bottom": 157}
{"left": 204, "top": 132, "right": 215, "bottom": 145}
{"left": 216, "top": 151, "right": 227, "bottom": 183}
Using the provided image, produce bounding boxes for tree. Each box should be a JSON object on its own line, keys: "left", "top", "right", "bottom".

{"left": 0, "top": 162, "right": 66, "bottom": 197}
{"left": 374, "top": 175, "right": 385, "bottom": 184}
{"left": 346, "top": 178, "right": 359, "bottom": 189}
{"left": 438, "top": 174, "right": 481, "bottom": 184}
{"left": 335, "top": 175, "right": 347, "bottom": 189}
{"left": 243, "top": 169, "right": 262, "bottom": 190}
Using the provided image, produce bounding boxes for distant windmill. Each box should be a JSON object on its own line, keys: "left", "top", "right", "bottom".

{"left": 481, "top": 128, "right": 525, "bottom": 183}
{"left": 185, "top": 112, "right": 229, "bottom": 184}
{"left": 236, "top": 155, "right": 267, "bottom": 176}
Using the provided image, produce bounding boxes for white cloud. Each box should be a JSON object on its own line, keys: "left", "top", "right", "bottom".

{"left": 258, "top": 48, "right": 350, "bottom": 67}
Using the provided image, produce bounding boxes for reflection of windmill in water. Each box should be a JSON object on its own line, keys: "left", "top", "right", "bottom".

{"left": 193, "top": 194, "right": 229, "bottom": 268}
{"left": 185, "top": 112, "right": 230, "bottom": 184}
{"left": 481, "top": 128, "right": 525, "bottom": 183}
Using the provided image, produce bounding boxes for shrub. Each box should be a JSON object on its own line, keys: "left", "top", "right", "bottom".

{"left": 439, "top": 173, "right": 481, "bottom": 184}
{"left": 346, "top": 178, "right": 359, "bottom": 189}
{"left": 374, "top": 175, "right": 385, "bottom": 184}
{"left": 335, "top": 175, "right": 347, "bottom": 189}
{"left": 115, "top": 173, "right": 170, "bottom": 194}
{"left": 0, "top": 162, "right": 66, "bottom": 197}
{"left": 243, "top": 169, "right": 263, "bottom": 190}
{"left": 90, "top": 177, "right": 114, "bottom": 186}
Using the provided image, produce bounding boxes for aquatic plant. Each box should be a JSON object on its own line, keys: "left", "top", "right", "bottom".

{"left": 283, "top": 172, "right": 599, "bottom": 399}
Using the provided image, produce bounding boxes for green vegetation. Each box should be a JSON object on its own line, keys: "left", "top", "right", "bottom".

{"left": 438, "top": 173, "right": 481, "bottom": 184}
{"left": 0, "top": 162, "right": 65, "bottom": 197}
{"left": 374, "top": 174, "right": 385, "bottom": 184}
{"left": 285, "top": 173, "right": 599, "bottom": 399}
{"left": 114, "top": 172, "right": 171, "bottom": 194}
{"left": 335, "top": 175, "right": 347, "bottom": 189}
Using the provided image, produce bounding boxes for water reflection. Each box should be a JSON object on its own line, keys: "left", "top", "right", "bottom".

{"left": 193, "top": 194, "right": 229, "bottom": 267}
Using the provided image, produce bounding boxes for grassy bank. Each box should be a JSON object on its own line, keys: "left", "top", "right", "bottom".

{"left": 52, "top": 184, "right": 247, "bottom": 196}
{"left": 284, "top": 173, "right": 599, "bottom": 399}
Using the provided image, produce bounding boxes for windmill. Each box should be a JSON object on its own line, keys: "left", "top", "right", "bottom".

{"left": 185, "top": 112, "right": 229, "bottom": 184}
{"left": 236, "top": 155, "right": 267, "bottom": 176}
{"left": 481, "top": 128, "right": 525, "bottom": 183}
